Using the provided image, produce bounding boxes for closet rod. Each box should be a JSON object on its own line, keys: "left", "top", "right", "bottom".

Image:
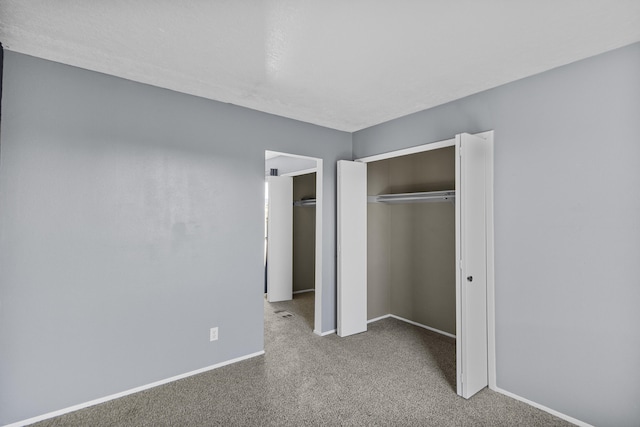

{"left": 368, "top": 190, "right": 455, "bottom": 204}
{"left": 293, "top": 198, "right": 316, "bottom": 207}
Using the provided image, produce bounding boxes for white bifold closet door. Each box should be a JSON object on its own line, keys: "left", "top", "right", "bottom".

{"left": 456, "top": 132, "right": 489, "bottom": 399}
{"left": 266, "top": 176, "right": 293, "bottom": 303}
{"left": 337, "top": 160, "right": 368, "bottom": 337}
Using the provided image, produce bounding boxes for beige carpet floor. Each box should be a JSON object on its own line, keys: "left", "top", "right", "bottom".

{"left": 33, "top": 292, "right": 571, "bottom": 426}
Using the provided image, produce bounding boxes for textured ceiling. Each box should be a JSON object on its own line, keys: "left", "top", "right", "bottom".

{"left": 1, "top": 1, "right": 639, "bottom": 132}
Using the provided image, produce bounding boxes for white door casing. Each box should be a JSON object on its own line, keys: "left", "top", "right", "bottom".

{"left": 337, "top": 160, "right": 368, "bottom": 337}
{"left": 266, "top": 175, "right": 293, "bottom": 303}
{"left": 456, "top": 133, "right": 489, "bottom": 398}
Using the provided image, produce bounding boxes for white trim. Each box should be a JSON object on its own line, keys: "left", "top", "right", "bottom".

{"left": 5, "top": 351, "right": 265, "bottom": 427}
{"left": 455, "top": 136, "right": 463, "bottom": 395}
{"left": 483, "top": 131, "right": 497, "bottom": 389}
{"left": 281, "top": 167, "right": 317, "bottom": 177}
{"left": 356, "top": 137, "right": 455, "bottom": 163}
{"left": 314, "top": 328, "right": 336, "bottom": 336}
{"left": 367, "top": 314, "right": 456, "bottom": 339}
{"left": 389, "top": 315, "right": 456, "bottom": 339}
{"left": 313, "top": 159, "right": 323, "bottom": 337}
{"left": 493, "top": 387, "right": 593, "bottom": 427}
{"left": 293, "top": 289, "right": 315, "bottom": 294}
{"left": 367, "top": 314, "right": 391, "bottom": 323}
{"left": 356, "top": 131, "right": 494, "bottom": 164}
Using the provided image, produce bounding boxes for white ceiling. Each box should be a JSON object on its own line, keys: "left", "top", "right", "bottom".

{"left": 1, "top": 1, "right": 639, "bottom": 132}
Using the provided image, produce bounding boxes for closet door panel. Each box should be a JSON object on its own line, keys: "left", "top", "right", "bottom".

{"left": 266, "top": 176, "right": 293, "bottom": 303}
{"left": 337, "top": 160, "right": 368, "bottom": 337}
{"left": 457, "top": 133, "right": 489, "bottom": 399}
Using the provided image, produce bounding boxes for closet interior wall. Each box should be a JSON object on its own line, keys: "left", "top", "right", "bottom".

{"left": 367, "top": 147, "right": 456, "bottom": 335}
{"left": 292, "top": 173, "right": 316, "bottom": 293}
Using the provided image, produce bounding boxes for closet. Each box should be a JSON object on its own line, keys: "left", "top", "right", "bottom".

{"left": 367, "top": 147, "right": 456, "bottom": 336}
{"left": 337, "top": 132, "right": 494, "bottom": 399}
{"left": 292, "top": 173, "right": 316, "bottom": 293}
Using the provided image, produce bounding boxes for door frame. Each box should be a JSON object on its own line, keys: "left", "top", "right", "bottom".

{"left": 354, "top": 131, "right": 496, "bottom": 391}
{"left": 265, "top": 151, "right": 324, "bottom": 336}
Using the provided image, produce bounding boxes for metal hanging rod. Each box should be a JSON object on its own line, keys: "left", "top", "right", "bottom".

{"left": 367, "top": 190, "right": 455, "bottom": 204}
{"left": 293, "top": 198, "right": 317, "bottom": 207}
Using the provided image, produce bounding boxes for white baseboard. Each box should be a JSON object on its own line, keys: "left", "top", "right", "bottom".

{"left": 367, "top": 314, "right": 392, "bottom": 324}
{"left": 314, "top": 328, "right": 336, "bottom": 336}
{"left": 368, "top": 314, "right": 456, "bottom": 339}
{"left": 492, "top": 386, "right": 592, "bottom": 427}
{"left": 5, "top": 350, "right": 265, "bottom": 427}
{"left": 293, "top": 289, "right": 315, "bottom": 294}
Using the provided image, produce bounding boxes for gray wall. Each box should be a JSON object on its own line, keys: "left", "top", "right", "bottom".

{"left": 0, "top": 51, "right": 351, "bottom": 425}
{"left": 292, "top": 173, "right": 316, "bottom": 292}
{"left": 354, "top": 43, "right": 640, "bottom": 426}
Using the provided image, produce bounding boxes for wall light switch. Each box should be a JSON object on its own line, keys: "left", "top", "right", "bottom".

{"left": 209, "top": 327, "right": 218, "bottom": 342}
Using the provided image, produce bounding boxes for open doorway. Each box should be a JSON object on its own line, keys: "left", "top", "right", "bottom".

{"left": 264, "top": 151, "right": 323, "bottom": 334}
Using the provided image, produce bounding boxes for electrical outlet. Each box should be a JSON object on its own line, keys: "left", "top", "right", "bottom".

{"left": 209, "top": 327, "right": 218, "bottom": 342}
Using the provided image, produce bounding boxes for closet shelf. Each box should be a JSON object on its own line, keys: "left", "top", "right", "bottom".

{"left": 293, "top": 198, "right": 316, "bottom": 207}
{"left": 368, "top": 190, "right": 455, "bottom": 204}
